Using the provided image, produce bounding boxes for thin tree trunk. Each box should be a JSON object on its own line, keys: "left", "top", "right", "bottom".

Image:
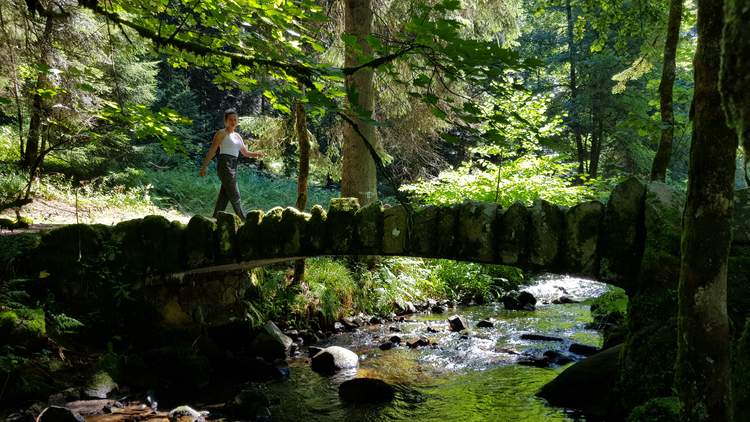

{"left": 293, "top": 99, "right": 310, "bottom": 283}
{"left": 24, "top": 14, "right": 54, "bottom": 169}
{"left": 566, "top": 0, "right": 585, "bottom": 175}
{"left": 341, "top": 0, "right": 378, "bottom": 206}
{"left": 589, "top": 112, "right": 602, "bottom": 178}
{"left": 650, "top": 0, "right": 683, "bottom": 181}
{"left": 676, "top": 0, "right": 736, "bottom": 420}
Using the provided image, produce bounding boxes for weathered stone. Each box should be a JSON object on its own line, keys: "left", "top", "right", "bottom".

{"left": 379, "top": 341, "right": 394, "bottom": 350}
{"left": 184, "top": 215, "right": 217, "bottom": 268}
{"left": 304, "top": 205, "right": 327, "bottom": 254}
{"left": 339, "top": 378, "right": 395, "bottom": 403}
{"left": 600, "top": 177, "right": 646, "bottom": 287}
{"left": 537, "top": 344, "right": 622, "bottom": 419}
{"left": 569, "top": 343, "right": 600, "bottom": 357}
{"left": 310, "top": 345, "right": 359, "bottom": 373}
{"left": 638, "top": 182, "right": 685, "bottom": 289}
{"left": 236, "top": 210, "right": 264, "bottom": 260}
{"left": 476, "top": 319, "right": 493, "bottom": 328}
{"left": 353, "top": 201, "right": 383, "bottom": 253}
{"left": 280, "top": 207, "right": 308, "bottom": 256}
{"left": 257, "top": 207, "right": 284, "bottom": 257}
{"left": 406, "top": 336, "right": 430, "bottom": 348}
{"left": 251, "top": 321, "right": 293, "bottom": 361}
{"left": 456, "top": 201, "right": 498, "bottom": 262}
{"left": 503, "top": 291, "right": 537, "bottom": 311}
{"left": 215, "top": 212, "right": 241, "bottom": 263}
{"left": 83, "top": 371, "right": 118, "bottom": 399}
{"left": 36, "top": 406, "right": 85, "bottom": 422}
{"left": 498, "top": 202, "right": 529, "bottom": 265}
{"left": 734, "top": 187, "right": 750, "bottom": 244}
{"left": 327, "top": 198, "right": 360, "bottom": 254}
{"left": 383, "top": 205, "right": 409, "bottom": 255}
{"left": 529, "top": 199, "right": 564, "bottom": 267}
{"left": 411, "top": 205, "right": 438, "bottom": 256}
{"left": 167, "top": 405, "right": 208, "bottom": 422}
{"left": 140, "top": 215, "right": 184, "bottom": 273}
{"left": 39, "top": 223, "right": 111, "bottom": 275}
{"left": 521, "top": 333, "right": 563, "bottom": 342}
{"left": 564, "top": 201, "right": 604, "bottom": 275}
{"left": 435, "top": 205, "right": 459, "bottom": 258}
{"left": 448, "top": 315, "right": 467, "bottom": 332}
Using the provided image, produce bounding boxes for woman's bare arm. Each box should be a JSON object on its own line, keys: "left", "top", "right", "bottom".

{"left": 200, "top": 130, "right": 224, "bottom": 177}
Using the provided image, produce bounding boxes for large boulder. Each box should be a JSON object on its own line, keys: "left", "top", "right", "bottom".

{"left": 564, "top": 201, "right": 604, "bottom": 275}
{"left": 310, "top": 346, "right": 359, "bottom": 374}
{"left": 82, "top": 371, "right": 118, "bottom": 399}
{"left": 498, "top": 202, "right": 530, "bottom": 265}
{"left": 455, "top": 201, "right": 498, "bottom": 262}
{"left": 503, "top": 291, "right": 537, "bottom": 311}
{"left": 339, "top": 378, "right": 395, "bottom": 403}
{"left": 528, "top": 199, "right": 564, "bottom": 267}
{"left": 448, "top": 315, "right": 468, "bottom": 332}
{"left": 600, "top": 177, "right": 645, "bottom": 289}
{"left": 250, "top": 321, "right": 293, "bottom": 361}
{"left": 537, "top": 344, "right": 622, "bottom": 419}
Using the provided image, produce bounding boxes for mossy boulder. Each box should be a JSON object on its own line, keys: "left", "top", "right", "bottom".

{"left": 626, "top": 397, "right": 680, "bottom": 422}
{"left": 140, "top": 215, "right": 183, "bottom": 274}
{"left": 382, "top": 205, "right": 409, "bottom": 255}
{"left": 250, "top": 321, "right": 293, "bottom": 361}
{"left": 411, "top": 205, "right": 438, "bottom": 257}
{"left": 327, "top": 198, "right": 359, "bottom": 254}
{"left": 564, "top": 201, "right": 604, "bottom": 275}
{"left": 37, "top": 223, "right": 111, "bottom": 276}
{"left": 588, "top": 289, "right": 628, "bottom": 349}
{"left": 215, "top": 211, "right": 241, "bottom": 263}
{"left": 638, "top": 182, "right": 684, "bottom": 289}
{"left": 304, "top": 205, "right": 328, "bottom": 254}
{"left": 184, "top": 215, "right": 217, "bottom": 268}
{"left": 83, "top": 370, "right": 118, "bottom": 399}
{"left": 528, "top": 199, "right": 564, "bottom": 267}
{"left": 0, "top": 307, "right": 46, "bottom": 348}
{"left": 354, "top": 202, "right": 383, "bottom": 253}
{"left": 537, "top": 344, "right": 622, "bottom": 419}
{"left": 236, "top": 210, "right": 264, "bottom": 261}
{"left": 455, "top": 201, "right": 498, "bottom": 262}
{"left": 280, "top": 207, "right": 308, "bottom": 257}
{"left": 600, "top": 177, "right": 646, "bottom": 289}
{"left": 256, "top": 207, "right": 285, "bottom": 257}
{"left": 498, "top": 202, "right": 529, "bottom": 265}
{"left": 434, "top": 204, "right": 459, "bottom": 258}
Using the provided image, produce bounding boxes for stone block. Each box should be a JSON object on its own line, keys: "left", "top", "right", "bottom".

{"left": 355, "top": 202, "right": 383, "bottom": 253}
{"left": 564, "top": 201, "right": 604, "bottom": 275}
{"left": 456, "top": 201, "right": 498, "bottom": 262}
{"left": 498, "top": 202, "right": 529, "bottom": 265}
{"left": 327, "top": 198, "right": 360, "bottom": 254}
{"left": 236, "top": 210, "right": 264, "bottom": 261}
{"left": 184, "top": 215, "right": 217, "bottom": 268}
{"left": 529, "top": 199, "right": 564, "bottom": 267}
{"left": 382, "top": 205, "right": 409, "bottom": 255}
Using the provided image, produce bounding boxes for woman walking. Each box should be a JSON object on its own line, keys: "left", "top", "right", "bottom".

{"left": 199, "top": 109, "right": 262, "bottom": 221}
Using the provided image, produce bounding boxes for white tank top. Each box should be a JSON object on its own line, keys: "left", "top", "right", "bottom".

{"left": 219, "top": 131, "right": 242, "bottom": 157}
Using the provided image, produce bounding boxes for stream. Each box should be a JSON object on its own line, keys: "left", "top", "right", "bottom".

{"left": 259, "top": 274, "right": 611, "bottom": 422}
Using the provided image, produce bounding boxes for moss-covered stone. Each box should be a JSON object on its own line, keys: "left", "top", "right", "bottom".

{"left": 434, "top": 205, "right": 459, "bottom": 258}
{"left": 382, "top": 205, "right": 409, "bottom": 255}
{"left": 729, "top": 256, "right": 750, "bottom": 333}
{"left": 83, "top": 371, "right": 118, "bottom": 399}
{"left": 112, "top": 218, "right": 146, "bottom": 274}
{"left": 280, "top": 207, "right": 308, "bottom": 256}
{"left": 528, "top": 199, "right": 564, "bottom": 267}
{"left": 0, "top": 217, "right": 14, "bottom": 230}
{"left": 184, "top": 215, "right": 216, "bottom": 268}
{"left": 411, "top": 205, "right": 438, "bottom": 257}
{"left": 37, "top": 223, "right": 111, "bottom": 276}
{"left": 734, "top": 319, "right": 750, "bottom": 422}
{"left": 626, "top": 397, "right": 680, "bottom": 422}
{"left": 564, "top": 201, "right": 603, "bottom": 275}
{"left": 354, "top": 202, "right": 383, "bottom": 253}
{"left": 638, "top": 182, "right": 684, "bottom": 290}
{"left": 141, "top": 215, "right": 180, "bottom": 274}
{"left": 455, "top": 201, "right": 498, "bottom": 262}
{"left": 304, "top": 205, "right": 327, "bottom": 254}
{"left": 215, "top": 211, "right": 241, "bottom": 263}
{"left": 0, "top": 308, "right": 46, "bottom": 348}
{"left": 255, "top": 207, "right": 285, "bottom": 258}
{"left": 600, "top": 177, "right": 645, "bottom": 289}
{"left": 498, "top": 202, "right": 529, "bottom": 265}
{"left": 12, "top": 216, "right": 32, "bottom": 229}
{"left": 236, "top": 210, "right": 264, "bottom": 261}
{"left": 734, "top": 188, "right": 750, "bottom": 244}
{"left": 327, "top": 198, "right": 359, "bottom": 254}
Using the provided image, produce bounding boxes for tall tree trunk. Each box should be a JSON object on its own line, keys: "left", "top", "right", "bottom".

{"left": 566, "top": 0, "right": 585, "bottom": 175}
{"left": 0, "top": 5, "right": 24, "bottom": 159}
{"left": 293, "top": 99, "right": 310, "bottom": 283}
{"left": 650, "top": 0, "right": 683, "bottom": 181}
{"left": 341, "top": 0, "right": 378, "bottom": 206}
{"left": 676, "top": 0, "right": 736, "bottom": 420}
{"left": 589, "top": 111, "right": 602, "bottom": 178}
{"left": 24, "top": 14, "right": 54, "bottom": 169}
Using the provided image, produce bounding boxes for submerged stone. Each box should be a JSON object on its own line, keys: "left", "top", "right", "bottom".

{"left": 310, "top": 346, "right": 359, "bottom": 374}
{"left": 339, "top": 378, "right": 395, "bottom": 403}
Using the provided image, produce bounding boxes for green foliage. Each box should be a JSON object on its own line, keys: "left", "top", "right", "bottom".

{"left": 428, "top": 260, "right": 523, "bottom": 303}
{"left": 303, "top": 258, "right": 357, "bottom": 324}
{"left": 589, "top": 287, "right": 628, "bottom": 327}
{"left": 402, "top": 155, "right": 611, "bottom": 207}
{"left": 626, "top": 397, "right": 680, "bottom": 422}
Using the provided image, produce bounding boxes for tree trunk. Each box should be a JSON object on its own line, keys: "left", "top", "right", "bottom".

{"left": 566, "top": 0, "right": 585, "bottom": 175}
{"left": 650, "top": 0, "right": 683, "bottom": 181}
{"left": 341, "top": 0, "right": 378, "bottom": 206}
{"left": 0, "top": 5, "right": 24, "bottom": 159}
{"left": 721, "top": 0, "right": 750, "bottom": 169}
{"left": 293, "top": 99, "right": 310, "bottom": 283}
{"left": 676, "top": 0, "right": 736, "bottom": 420}
{"left": 589, "top": 111, "right": 602, "bottom": 178}
{"left": 24, "top": 14, "right": 54, "bottom": 169}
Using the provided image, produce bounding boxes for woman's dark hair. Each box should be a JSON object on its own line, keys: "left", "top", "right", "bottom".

{"left": 224, "top": 108, "right": 238, "bottom": 120}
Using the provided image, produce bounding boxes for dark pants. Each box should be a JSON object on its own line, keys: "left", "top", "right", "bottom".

{"left": 213, "top": 154, "right": 246, "bottom": 220}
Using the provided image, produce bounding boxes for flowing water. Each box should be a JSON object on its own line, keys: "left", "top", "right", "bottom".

{"left": 260, "top": 274, "right": 611, "bottom": 422}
